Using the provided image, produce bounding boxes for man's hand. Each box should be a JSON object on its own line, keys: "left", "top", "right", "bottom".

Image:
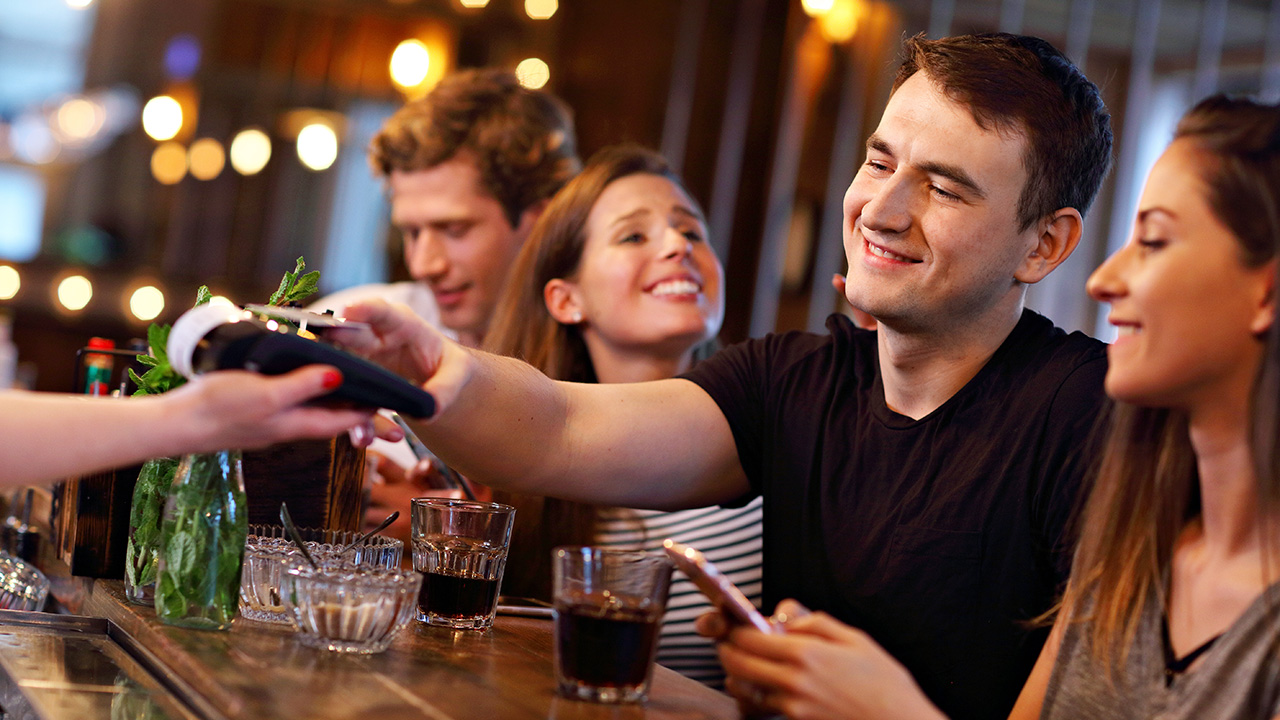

{"left": 715, "top": 600, "right": 947, "bottom": 720}
{"left": 333, "top": 300, "right": 473, "bottom": 418}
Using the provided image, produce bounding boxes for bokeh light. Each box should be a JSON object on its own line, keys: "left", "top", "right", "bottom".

{"left": 296, "top": 123, "right": 338, "bottom": 171}
{"left": 57, "top": 225, "right": 114, "bottom": 266}
{"left": 525, "top": 0, "right": 557, "bottom": 20}
{"left": 515, "top": 58, "right": 550, "bottom": 90}
{"left": 57, "top": 275, "right": 93, "bottom": 311}
{"left": 459, "top": 0, "right": 489, "bottom": 6}
{"left": 10, "top": 114, "right": 59, "bottom": 165}
{"left": 230, "top": 127, "right": 272, "bottom": 175}
{"left": 151, "top": 142, "right": 188, "bottom": 184}
{"left": 188, "top": 138, "right": 225, "bottom": 180}
{"left": 0, "top": 266, "right": 19, "bottom": 300}
{"left": 55, "top": 97, "right": 105, "bottom": 143}
{"left": 142, "top": 95, "right": 183, "bottom": 141}
{"left": 164, "top": 35, "right": 202, "bottom": 80}
{"left": 390, "top": 40, "right": 431, "bottom": 89}
{"left": 801, "top": 0, "right": 835, "bottom": 16}
{"left": 818, "top": 0, "right": 858, "bottom": 42}
{"left": 129, "top": 285, "right": 166, "bottom": 321}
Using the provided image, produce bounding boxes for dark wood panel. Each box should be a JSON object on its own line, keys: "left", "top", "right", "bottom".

{"left": 241, "top": 436, "right": 365, "bottom": 531}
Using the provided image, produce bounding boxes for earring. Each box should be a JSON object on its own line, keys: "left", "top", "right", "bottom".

{"left": 571, "top": 311, "right": 583, "bottom": 324}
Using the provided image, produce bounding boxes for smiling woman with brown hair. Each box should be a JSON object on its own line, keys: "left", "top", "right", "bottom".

{"left": 483, "top": 145, "right": 763, "bottom": 688}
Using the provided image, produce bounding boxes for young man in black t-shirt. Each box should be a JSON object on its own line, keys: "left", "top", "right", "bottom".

{"left": 340, "top": 33, "right": 1114, "bottom": 720}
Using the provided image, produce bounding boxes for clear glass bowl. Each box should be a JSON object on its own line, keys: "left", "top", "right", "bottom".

{"left": 283, "top": 562, "right": 421, "bottom": 654}
{"left": 0, "top": 552, "right": 49, "bottom": 611}
{"left": 239, "top": 525, "right": 403, "bottom": 624}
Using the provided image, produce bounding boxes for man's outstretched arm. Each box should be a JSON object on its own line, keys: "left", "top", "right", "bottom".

{"left": 339, "top": 300, "right": 750, "bottom": 510}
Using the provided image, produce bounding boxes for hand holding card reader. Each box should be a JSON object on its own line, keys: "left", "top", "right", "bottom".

{"left": 167, "top": 303, "right": 436, "bottom": 418}
{"left": 662, "top": 539, "right": 779, "bottom": 634}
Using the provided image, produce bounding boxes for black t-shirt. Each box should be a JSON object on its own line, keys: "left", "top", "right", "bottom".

{"left": 682, "top": 310, "right": 1109, "bottom": 720}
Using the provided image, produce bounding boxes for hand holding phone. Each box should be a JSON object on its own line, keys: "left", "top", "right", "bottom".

{"left": 662, "top": 539, "right": 778, "bottom": 634}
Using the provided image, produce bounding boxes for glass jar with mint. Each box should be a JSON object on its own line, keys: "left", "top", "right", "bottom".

{"left": 155, "top": 449, "right": 248, "bottom": 630}
{"left": 123, "top": 257, "right": 320, "bottom": 608}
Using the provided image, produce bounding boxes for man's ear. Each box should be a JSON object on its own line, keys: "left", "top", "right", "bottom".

{"left": 544, "top": 278, "right": 583, "bottom": 325}
{"left": 1015, "top": 207, "right": 1083, "bottom": 284}
{"left": 1251, "top": 261, "right": 1277, "bottom": 336}
{"left": 514, "top": 199, "right": 551, "bottom": 241}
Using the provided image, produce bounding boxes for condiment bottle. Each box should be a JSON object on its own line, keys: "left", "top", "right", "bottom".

{"left": 83, "top": 337, "right": 115, "bottom": 396}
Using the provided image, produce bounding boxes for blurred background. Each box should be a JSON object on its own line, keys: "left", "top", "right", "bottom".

{"left": 0, "top": 0, "right": 1273, "bottom": 392}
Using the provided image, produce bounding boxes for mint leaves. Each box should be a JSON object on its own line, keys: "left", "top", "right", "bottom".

{"left": 124, "top": 456, "right": 179, "bottom": 598}
{"left": 129, "top": 256, "right": 319, "bottom": 396}
{"left": 154, "top": 450, "right": 248, "bottom": 630}
{"left": 268, "top": 256, "right": 320, "bottom": 307}
{"left": 128, "top": 287, "right": 210, "bottom": 397}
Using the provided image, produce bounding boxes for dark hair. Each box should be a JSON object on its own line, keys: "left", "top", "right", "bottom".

{"left": 369, "top": 68, "right": 581, "bottom": 227}
{"left": 894, "top": 33, "right": 1113, "bottom": 231}
{"left": 483, "top": 145, "right": 707, "bottom": 600}
{"left": 1062, "top": 95, "right": 1280, "bottom": 669}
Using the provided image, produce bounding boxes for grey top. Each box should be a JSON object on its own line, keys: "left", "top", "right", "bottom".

{"left": 1042, "top": 583, "right": 1280, "bottom": 720}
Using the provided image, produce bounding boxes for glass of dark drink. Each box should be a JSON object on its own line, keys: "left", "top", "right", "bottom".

{"left": 410, "top": 498, "right": 516, "bottom": 630}
{"left": 552, "top": 547, "right": 673, "bottom": 704}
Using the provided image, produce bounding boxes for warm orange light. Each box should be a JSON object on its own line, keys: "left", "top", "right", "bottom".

{"left": 230, "top": 128, "right": 271, "bottom": 175}
{"left": 142, "top": 95, "right": 183, "bottom": 141}
{"left": 57, "top": 275, "right": 93, "bottom": 311}
{"left": 129, "top": 285, "right": 166, "bottom": 321}
{"left": 188, "top": 138, "right": 225, "bottom": 180}
{"left": 515, "top": 58, "right": 550, "bottom": 90}
{"left": 390, "top": 40, "right": 432, "bottom": 88}
{"left": 296, "top": 123, "right": 338, "bottom": 171}
{"left": 55, "top": 97, "right": 104, "bottom": 142}
{"left": 151, "top": 142, "right": 188, "bottom": 184}
{"left": 801, "top": 0, "right": 835, "bottom": 16}
{"left": 818, "top": 0, "right": 858, "bottom": 43}
{"left": 0, "top": 266, "right": 19, "bottom": 300}
{"left": 525, "top": 0, "right": 557, "bottom": 20}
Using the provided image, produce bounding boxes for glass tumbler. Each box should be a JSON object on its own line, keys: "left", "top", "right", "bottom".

{"left": 552, "top": 547, "right": 673, "bottom": 704}
{"left": 410, "top": 498, "right": 515, "bottom": 630}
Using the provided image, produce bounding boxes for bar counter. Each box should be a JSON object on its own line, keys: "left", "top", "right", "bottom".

{"left": 1, "top": 580, "right": 739, "bottom": 720}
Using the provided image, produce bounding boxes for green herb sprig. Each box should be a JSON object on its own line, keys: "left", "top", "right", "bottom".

{"left": 268, "top": 256, "right": 320, "bottom": 307}
{"left": 127, "top": 287, "right": 211, "bottom": 397}
{"left": 128, "top": 258, "right": 320, "bottom": 396}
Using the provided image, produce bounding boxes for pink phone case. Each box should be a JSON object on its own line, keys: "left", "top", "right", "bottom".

{"left": 662, "top": 539, "right": 777, "bottom": 634}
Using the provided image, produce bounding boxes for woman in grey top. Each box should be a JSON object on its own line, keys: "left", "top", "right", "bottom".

{"left": 709, "top": 95, "right": 1280, "bottom": 720}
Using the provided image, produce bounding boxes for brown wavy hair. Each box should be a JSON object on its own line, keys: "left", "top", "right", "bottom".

{"left": 483, "top": 145, "right": 711, "bottom": 600}
{"left": 1060, "top": 95, "right": 1280, "bottom": 669}
{"left": 895, "top": 33, "right": 1113, "bottom": 231}
{"left": 369, "top": 68, "right": 581, "bottom": 226}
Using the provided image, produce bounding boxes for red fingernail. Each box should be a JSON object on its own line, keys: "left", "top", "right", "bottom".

{"left": 322, "top": 370, "right": 343, "bottom": 389}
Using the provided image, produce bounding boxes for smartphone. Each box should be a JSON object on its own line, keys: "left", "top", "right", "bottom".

{"left": 662, "top": 539, "right": 778, "bottom": 634}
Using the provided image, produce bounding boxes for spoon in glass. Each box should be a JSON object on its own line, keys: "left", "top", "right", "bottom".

{"left": 279, "top": 502, "right": 319, "bottom": 570}
{"left": 336, "top": 511, "right": 399, "bottom": 559}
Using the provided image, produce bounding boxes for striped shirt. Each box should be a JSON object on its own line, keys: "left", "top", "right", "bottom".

{"left": 594, "top": 497, "right": 764, "bottom": 688}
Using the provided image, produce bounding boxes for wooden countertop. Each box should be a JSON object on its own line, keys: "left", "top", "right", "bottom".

{"left": 74, "top": 580, "right": 739, "bottom": 720}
